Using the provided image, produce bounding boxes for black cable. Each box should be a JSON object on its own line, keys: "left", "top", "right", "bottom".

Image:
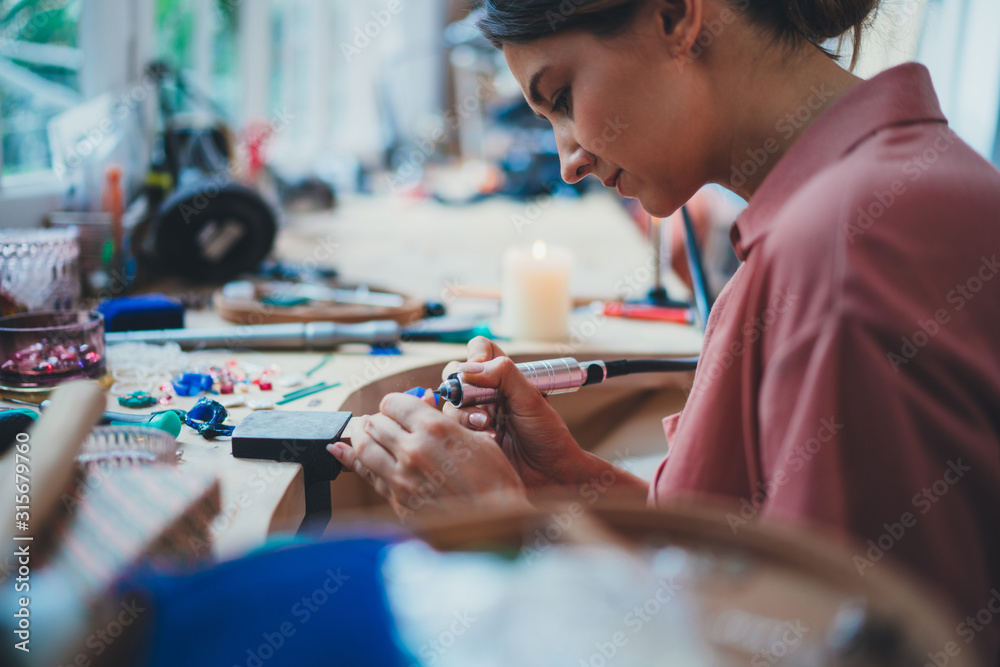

{"left": 601, "top": 357, "right": 700, "bottom": 380}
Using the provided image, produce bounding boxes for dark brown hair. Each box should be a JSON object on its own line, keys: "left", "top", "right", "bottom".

{"left": 477, "top": 0, "right": 880, "bottom": 68}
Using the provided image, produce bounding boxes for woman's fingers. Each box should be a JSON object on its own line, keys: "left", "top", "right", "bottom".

{"left": 327, "top": 441, "right": 355, "bottom": 470}
{"left": 363, "top": 412, "right": 408, "bottom": 454}
{"left": 380, "top": 392, "right": 438, "bottom": 433}
{"left": 442, "top": 360, "right": 461, "bottom": 380}
{"left": 459, "top": 356, "right": 533, "bottom": 398}
{"left": 466, "top": 336, "right": 501, "bottom": 363}
{"left": 329, "top": 418, "right": 397, "bottom": 482}
{"left": 421, "top": 390, "right": 438, "bottom": 408}
{"left": 441, "top": 336, "right": 505, "bottom": 381}
{"left": 448, "top": 408, "right": 491, "bottom": 430}
{"left": 327, "top": 441, "right": 393, "bottom": 499}
{"left": 353, "top": 459, "right": 393, "bottom": 499}
{"left": 442, "top": 401, "right": 493, "bottom": 431}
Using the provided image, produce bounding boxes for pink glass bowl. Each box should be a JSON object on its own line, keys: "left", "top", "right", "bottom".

{"left": 0, "top": 310, "right": 106, "bottom": 391}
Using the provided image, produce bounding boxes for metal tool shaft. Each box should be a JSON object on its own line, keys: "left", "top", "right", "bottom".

{"left": 438, "top": 357, "right": 592, "bottom": 407}
{"left": 105, "top": 321, "right": 400, "bottom": 350}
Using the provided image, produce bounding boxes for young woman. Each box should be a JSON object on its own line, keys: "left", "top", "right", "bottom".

{"left": 329, "top": 1, "right": 1000, "bottom": 662}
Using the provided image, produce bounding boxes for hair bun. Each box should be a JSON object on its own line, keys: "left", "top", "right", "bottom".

{"left": 782, "top": 0, "right": 880, "bottom": 42}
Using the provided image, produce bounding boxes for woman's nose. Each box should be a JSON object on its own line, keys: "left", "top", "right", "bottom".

{"left": 557, "top": 133, "right": 595, "bottom": 184}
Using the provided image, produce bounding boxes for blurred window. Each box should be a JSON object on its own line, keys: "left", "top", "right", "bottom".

{"left": 154, "top": 0, "right": 238, "bottom": 118}
{"left": 0, "top": 0, "right": 83, "bottom": 177}
{"left": 916, "top": 0, "right": 1000, "bottom": 166}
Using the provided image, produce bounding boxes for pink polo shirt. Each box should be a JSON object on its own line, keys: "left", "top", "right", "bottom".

{"left": 650, "top": 63, "right": 1000, "bottom": 663}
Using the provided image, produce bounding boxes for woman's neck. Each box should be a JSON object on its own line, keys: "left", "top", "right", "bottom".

{"left": 718, "top": 43, "right": 863, "bottom": 201}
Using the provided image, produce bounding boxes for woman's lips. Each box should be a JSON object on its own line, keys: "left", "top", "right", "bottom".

{"left": 615, "top": 170, "right": 625, "bottom": 196}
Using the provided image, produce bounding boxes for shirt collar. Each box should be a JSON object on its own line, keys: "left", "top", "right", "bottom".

{"left": 730, "top": 63, "right": 947, "bottom": 261}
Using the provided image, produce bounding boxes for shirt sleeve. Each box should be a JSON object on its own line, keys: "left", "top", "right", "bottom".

{"left": 647, "top": 412, "right": 682, "bottom": 507}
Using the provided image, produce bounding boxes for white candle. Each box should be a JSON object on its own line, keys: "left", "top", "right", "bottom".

{"left": 501, "top": 240, "right": 573, "bottom": 341}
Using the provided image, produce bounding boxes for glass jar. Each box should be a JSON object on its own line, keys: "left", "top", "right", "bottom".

{"left": 0, "top": 226, "right": 81, "bottom": 315}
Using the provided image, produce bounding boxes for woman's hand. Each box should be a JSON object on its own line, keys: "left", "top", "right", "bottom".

{"left": 441, "top": 337, "right": 596, "bottom": 494}
{"left": 327, "top": 390, "right": 532, "bottom": 521}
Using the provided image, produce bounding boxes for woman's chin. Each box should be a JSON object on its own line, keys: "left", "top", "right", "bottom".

{"left": 635, "top": 193, "right": 674, "bottom": 219}
{"left": 637, "top": 189, "right": 697, "bottom": 219}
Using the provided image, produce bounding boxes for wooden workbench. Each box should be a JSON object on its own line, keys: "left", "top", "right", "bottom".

{"left": 124, "top": 192, "right": 705, "bottom": 560}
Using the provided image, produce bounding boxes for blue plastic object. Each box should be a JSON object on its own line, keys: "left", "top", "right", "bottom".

{"left": 183, "top": 397, "right": 235, "bottom": 439}
{"left": 126, "top": 538, "right": 412, "bottom": 667}
{"left": 97, "top": 294, "right": 184, "bottom": 333}
{"left": 404, "top": 386, "right": 440, "bottom": 407}
{"left": 173, "top": 373, "right": 214, "bottom": 397}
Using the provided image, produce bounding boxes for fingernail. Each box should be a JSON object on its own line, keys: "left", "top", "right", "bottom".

{"left": 469, "top": 411, "right": 488, "bottom": 428}
{"left": 459, "top": 362, "right": 485, "bottom": 374}
{"left": 327, "top": 443, "right": 341, "bottom": 456}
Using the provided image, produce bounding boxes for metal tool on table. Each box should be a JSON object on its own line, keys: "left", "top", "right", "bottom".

{"left": 266, "top": 283, "right": 405, "bottom": 308}
{"left": 105, "top": 316, "right": 496, "bottom": 351}
{"left": 105, "top": 320, "right": 401, "bottom": 350}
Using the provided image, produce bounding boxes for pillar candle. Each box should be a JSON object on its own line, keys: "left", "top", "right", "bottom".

{"left": 501, "top": 240, "right": 573, "bottom": 341}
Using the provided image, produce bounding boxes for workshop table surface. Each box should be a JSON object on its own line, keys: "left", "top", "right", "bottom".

{"left": 104, "top": 192, "right": 706, "bottom": 560}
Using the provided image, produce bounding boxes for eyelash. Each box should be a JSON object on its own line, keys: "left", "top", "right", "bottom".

{"left": 552, "top": 88, "right": 570, "bottom": 114}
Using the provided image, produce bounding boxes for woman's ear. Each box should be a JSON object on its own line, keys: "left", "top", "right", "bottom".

{"left": 653, "top": 0, "right": 704, "bottom": 60}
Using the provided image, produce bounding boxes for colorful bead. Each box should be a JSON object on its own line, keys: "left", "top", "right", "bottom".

{"left": 118, "top": 391, "right": 157, "bottom": 408}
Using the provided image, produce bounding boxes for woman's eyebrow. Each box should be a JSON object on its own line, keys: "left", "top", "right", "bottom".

{"left": 528, "top": 65, "right": 551, "bottom": 107}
